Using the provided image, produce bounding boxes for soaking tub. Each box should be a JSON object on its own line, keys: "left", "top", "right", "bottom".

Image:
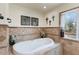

{"left": 13, "top": 38, "right": 62, "bottom": 55}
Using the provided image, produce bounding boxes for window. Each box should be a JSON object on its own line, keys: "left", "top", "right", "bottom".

{"left": 60, "top": 7, "right": 79, "bottom": 41}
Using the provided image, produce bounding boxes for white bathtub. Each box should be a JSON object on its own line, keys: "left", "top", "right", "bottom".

{"left": 13, "top": 38, "right": 62, "bottom": 55}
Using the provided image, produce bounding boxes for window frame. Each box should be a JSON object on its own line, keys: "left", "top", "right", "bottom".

{"left": 59, "top": 6, "right": 79, "bottom": 41}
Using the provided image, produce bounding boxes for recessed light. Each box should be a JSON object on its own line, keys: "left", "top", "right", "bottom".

{"left": 43, "top": 6, "right": 46, "bottom": 9}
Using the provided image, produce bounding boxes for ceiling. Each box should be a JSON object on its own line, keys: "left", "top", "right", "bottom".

{"left": 11, "top": 3, "right": 63, "bottom": 14}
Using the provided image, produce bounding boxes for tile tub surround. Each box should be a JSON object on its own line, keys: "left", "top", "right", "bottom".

{"left": 42, "top": 27, "right": 60, "bottom": 42}
{"left": 9, "top": 27, "right": 79, "bottom": 55}
{"left": 9, "top": 27, "right": 60, "bottom": 42}
{"left": 9, "top": 27, "right": 41, "bottom": 42}
{"left": 9, "top": 27, "right": 63, "bottom": 55}
{"left": 9, "top": 27, "right": 63, "bottom": 54}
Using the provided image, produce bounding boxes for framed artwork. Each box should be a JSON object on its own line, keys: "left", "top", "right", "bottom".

{"left": 21, "top": 15, "right": 39, "bottom": 26}
{"left": 21, "top": 15, "right": 30, "bottom": 25}
{"left": 60, "top": 7, "right": 79, "bottom": 41}
{"left": 31, "top": 17, "right": 39, "bottom": 26}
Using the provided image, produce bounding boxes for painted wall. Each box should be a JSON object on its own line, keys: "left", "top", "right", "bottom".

{"left": 1, "top": 3, "right": 79, "bottom": 27}
{"left": 8, "top": 4, "right": 46, "bottom": 27}
{"left": 0, "top": 3, "right": 46, "bottom": 27}
{"left": 45, "top": 3, "right": 79, "bottom": 27}
{"left": 0, "top": 3, "right": 9, "bottom": 24}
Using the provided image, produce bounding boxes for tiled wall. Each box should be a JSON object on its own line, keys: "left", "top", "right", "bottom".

{"left": 60, "top": 38, "right": 79, "bottom": 55}
{"left": 0, "top": 25, "right": 9, "bottom": 47}
{"left": 9, "top": 27, "right": 41, "bottom": 42}
{"left": 9, "top": 27, "right": 60, "bottom": 43}
{"left": 9, "top": 27, "right": 79, "bottom": 55}
{"left": 43, "top": 27, "right": 60, "bottom": 42}
{"left": 0, "top": 25, "right": 9, "bottom": 55}
{"left": 0, "top": 26, "right": 61, "bottom": 54}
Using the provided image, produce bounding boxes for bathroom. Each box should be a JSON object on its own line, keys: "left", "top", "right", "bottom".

{"left": 0, "top": 3, "right": 79, "bottom": 55}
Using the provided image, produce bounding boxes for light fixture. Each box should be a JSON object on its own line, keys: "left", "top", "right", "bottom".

{"left": 43, "top": 6, "right": 46, "bottom": 9}
{"left": 0, "top": 13, "right": 4, "bottom": 19}
{"left": 7, "top": 18, "right": 11, "bottom": 23}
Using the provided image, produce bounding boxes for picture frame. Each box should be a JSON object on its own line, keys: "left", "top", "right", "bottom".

{"left": 31, "top": 17, "right": 39, "bottom": 26}
{"left": 21, "top": 15, "right": 39, "bottom": 26}
{"left": 21, "top": 15, "right": 30, "bottom": 25}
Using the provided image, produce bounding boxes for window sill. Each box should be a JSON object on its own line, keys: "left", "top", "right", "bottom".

{"left": 64, "top": 36, "right": 79, "bottom": 41}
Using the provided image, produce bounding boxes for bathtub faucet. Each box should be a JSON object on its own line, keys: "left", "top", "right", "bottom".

{"left": 40, "top": 32, "right": 47, "bottom": 38}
